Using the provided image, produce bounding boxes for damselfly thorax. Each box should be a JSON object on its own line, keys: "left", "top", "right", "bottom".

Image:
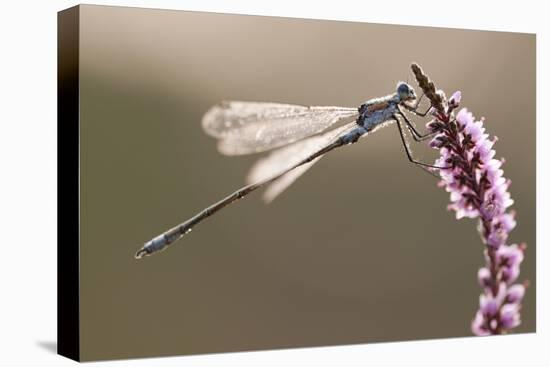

{"left": 359, "top": 96, "right": 400, "bottom": 129}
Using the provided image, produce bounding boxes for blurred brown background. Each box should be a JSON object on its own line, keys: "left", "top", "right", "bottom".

{"left": 77, "top": 5, "right": 535, "bottom": 361}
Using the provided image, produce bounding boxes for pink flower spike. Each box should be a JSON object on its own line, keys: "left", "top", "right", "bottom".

{"left": 427, "top": 91, "right": 527, "bottom": 335}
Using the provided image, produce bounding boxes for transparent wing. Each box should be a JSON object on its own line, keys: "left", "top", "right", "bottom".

{"left": 260, "top": 159, "right": 321, "bottom": 203}
{"left": 202, "top": 101, "right": 359, "bottom": 155}
{"left": 247, "top": 122, "right": 362, "bottom": 203}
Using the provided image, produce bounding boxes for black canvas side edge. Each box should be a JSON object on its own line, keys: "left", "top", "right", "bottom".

{"left": 57, "top": 5, "right": 80, "bottom": 362}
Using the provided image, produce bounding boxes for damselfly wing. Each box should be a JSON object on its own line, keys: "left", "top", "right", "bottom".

{"left": 202, "top": 101, "right": 359, "bottom": 155}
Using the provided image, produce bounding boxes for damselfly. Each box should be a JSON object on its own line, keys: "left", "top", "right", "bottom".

{"left": 135, "top": 75, "right": 444, "bottom": 259}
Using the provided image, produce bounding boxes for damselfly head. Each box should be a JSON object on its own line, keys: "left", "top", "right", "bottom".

{"left": 397, "top": 82, "right": 417, "bottom": 102}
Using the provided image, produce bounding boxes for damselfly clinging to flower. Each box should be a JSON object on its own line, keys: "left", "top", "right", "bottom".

{"left": 135, "top": 69, "right": 445, "bottom": 259}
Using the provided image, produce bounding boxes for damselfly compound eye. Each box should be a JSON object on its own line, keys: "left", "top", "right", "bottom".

{"left": 397, "top": 82, "right": 414, "bottom": 100}
{"left": 397, "top": 82, "right": 409, "bottom": 95}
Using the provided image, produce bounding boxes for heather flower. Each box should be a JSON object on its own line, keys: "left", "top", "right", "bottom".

{"left": 506, "top": 284, "right": 526, "bottom": 304}
{"left": 477, "top": 267, "right": 491, "bottom": 288}
{"left": 500, "top": 303, "right": 521, "bottom": 329}
{"left": 424, "top": 89, "right": 527, "bottom": 336}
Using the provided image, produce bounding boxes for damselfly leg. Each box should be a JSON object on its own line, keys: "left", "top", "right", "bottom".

{"left": 397, "top": 106, "right": 440, "bottom": 142}
{"left": 393, "top": 114, "right": 450, "bottom": 172}
{"left": 406, "top": 93, "right": 433, "bottom": 117}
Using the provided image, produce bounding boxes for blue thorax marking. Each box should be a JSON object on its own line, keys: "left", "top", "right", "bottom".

{"left": 357, "top": 94, "right": 400, "bottom": 131}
